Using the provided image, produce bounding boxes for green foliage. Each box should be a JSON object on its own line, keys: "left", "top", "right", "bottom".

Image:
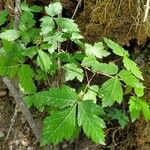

{"left": 0, "top": 1, "right": 149, "bottom": 147}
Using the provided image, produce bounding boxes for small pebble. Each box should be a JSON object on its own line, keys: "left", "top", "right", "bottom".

{"left": 21, "top": 116, "right": 26, "bottom": 124}
{"left": 27, "top": 146, "right": 34, "bottom": 150}
{"left": 0, "top": 90, "right": 7, "bottom": 97}
{"left": 0, "top": 131, "right": 5, "bottom": 138}
{"left": 21, "top": 138, "right": 30, "bottom": 147}
{"left": 62, "top": 144, "right": 68, "bottom": 148}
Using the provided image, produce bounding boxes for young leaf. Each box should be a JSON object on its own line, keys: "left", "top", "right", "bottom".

{"left": 64, "top": 63, "right": 84, "bottom": 82}
{"left": 119, "top": 70, "right": 144, "bottom": 97}
{"left": 40, "top": 16, "right": 55, "bottom": 35}
{"left": 21, "top": 2, "right": 30, "bottom": 11}
{"left": 104, "top": 38, "right": 129, "bottom": 57}
{"left": 0, "top": 10, "right": 8, "bottom": 26}
{"left": 78, "top": 100, "right": 106, "bottom": 144}
{"left": 107, "top": 109, "right": 129, "bottom": 128}
{"left": 129, "top": 96, "right": 150, "bottom": 122}
{"left": 37, "top": 50, "right": 52, "bottom": 72}
{"left": 46, "top": 85, "right": 78, "bottom": 109}
{"left": 99, "top": 76, "right": 123, "bottom": 107}
{"left": 41, "top": 106, "right": 77, "bottom": 145}
{"left": 18, "top": 64, "right": 36, "bottom": 94}
{"left": 85, "top": 42, "right": 110, "bottom": 59}
{"left": 123, "top": 56, "right": 143, "bottom": 80}
{"left": 43, "top": 31, "right": 66, "bottom": 53}
{"left": 45, "top": 2, "right": 62, "bottom": 17}
{"left": 83, "top": 85, "right": 99, "bottom": 103}
{"left": 55, "top": 18, "right": 80, "bottom": 32}
{"left": 0, "top": 30, "right": 20, "bottom": 41}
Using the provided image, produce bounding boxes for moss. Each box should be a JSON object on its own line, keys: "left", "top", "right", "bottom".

{"left": 76, "top": 0, "right": 150, "bottom": 45}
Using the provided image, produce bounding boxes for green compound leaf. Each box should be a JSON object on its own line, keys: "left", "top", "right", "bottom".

{"left": 123, "top": 56, "right": 143, "bottom": 80}
{"left": 107, "top": 109, "right": 129, "bottom": 128}
{"left": 78, "top": 100, "right": 106, "bottom": 145}
{"left": 41, "top": 106, "right": 77, "bottom": 145}
{"left": 55, "top": 18, "right": 80, "bottom": 32}
{"left": 37, "top": 50, "right": 52, "bottom": 72}
{"left": 45, "top": 2, "right": 62, "bottom": 17}
{"left": 129, "top": 96, "right": 150, "bottom": 122}
{"left": 40, "top": 16, "right": 55, "bottom": 34}
{"left": 83, "top": 85, "right": 99, "bottom": 103}
{"left": 64, "top": 63, "right": 84, "bottom": 82}
{"left": 104, "top": 38, "right": 129, "bottom": 57}
{"left": 0, "top": 30, "right": 20, "bottom": 41}
{"left": 18, "top": 64, "right": 36, "bottom": 94}
{"left": 99, "top": 76, "right": 123, "bottom": 107}
{"left": 85, "top": 42, "right": 110, "bottom": 59}
{"left": 119, "top": 70, "right": 144, "bottom": 97}
{"left": 0, "top": 10, "right": 8, "bottom": 26}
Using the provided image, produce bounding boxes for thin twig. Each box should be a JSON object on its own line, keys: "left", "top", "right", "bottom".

{"left": 5, "top": 105, "right": 18, "bottom": 143}
{"left": 71, "top": 0, "right": 82, "bottom": 19}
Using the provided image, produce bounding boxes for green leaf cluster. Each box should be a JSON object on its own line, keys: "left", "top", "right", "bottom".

{"left": 0, "top": 1, "right": 149, "bottom": 147}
